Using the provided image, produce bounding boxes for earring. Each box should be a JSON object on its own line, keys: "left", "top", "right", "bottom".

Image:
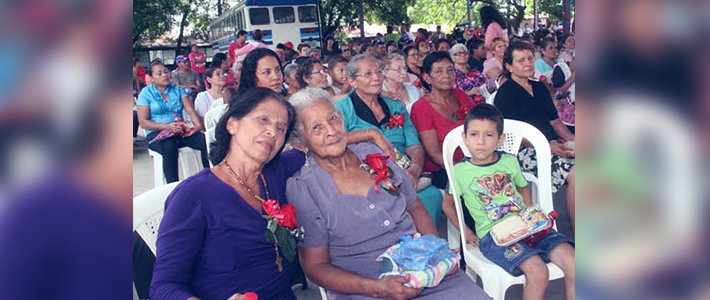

{"left": 304, "top": 150, "right": 310, "bottom": 168}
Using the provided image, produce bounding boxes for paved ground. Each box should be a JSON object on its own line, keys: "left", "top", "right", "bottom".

{"left": 133, "top": 134, "right": 573, "bottom": 299}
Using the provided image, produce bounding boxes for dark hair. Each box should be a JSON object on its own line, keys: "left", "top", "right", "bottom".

{"left": 293, "top": 56, "right": 310, "bottom": 66}
{"left": 376, "top": 41, "right": 385, "bottom": 47}
{"left": 210, "top": 87, "right": 295, "bottom": 166}
{"left": 386, "top": 25, "right": 394, "bottom": 34}
{"left": 363, "top": 44, "right": 376, "bottom": 53}
{"left": 422, "top": 51, "right": 453, "bottom": 75}
{"left": 133, "top": 58, "right": 141, "bottom": 66}
{"left": 296, "top": 57, "right": 322, "bottom": 89}
{"left": 386, "top": 41, "right": 395, "bottom": 48}
{"left": 417, "top": 39, "right": 429, "bottom": 50}
{"left": 559, "top": 33, "right": 573, "bottom": 49}
{"left": 327, "top": 55, "right": 349, "bottom": 70}
{"left": 466, "top": 39, "right": 484, "bottom": 54}
{"left": 501, "top": 40, "right": 535, "bottom": 79}
{"left": 403, "top": 46, "right": 418, "bottom": 60}
{"left": 434, "top": 39, "right": 450, "bottom": 50}
{"left": 539, "top": 37, "right": 556, "bottom": 56}
{"left": 463, "top": 103, "right": 504, "bottom": 135}
{"left": 237, "top": 29, "right": 247, "bottom": 37}
{"left": 147, "top": 61, "right": 166, "bottom": 76}
{"left": 480, "top": 6, "right": 507, "bottom": 30}
{"left": 276, "top": 43, "right": 285, "bottom": 50}
{"left": 297, "top": 43, "right": 311, "bottom": 52}
{"left": 236, "top": 48, "right": 282, "bottom": 96}
{"left": 533, "top": 28, "right": 551, "bottom": 47}
{"left": 212, "top": 52, "right": 228, "bottom": 69}
{"left": 252, "top": 29, "right": 263, "bottom": 41}
{"left": 204, "top": 67, "right": 219, "bottom": 88}
{"left": 190, "top": 44, "right": 198, "bottom": 50}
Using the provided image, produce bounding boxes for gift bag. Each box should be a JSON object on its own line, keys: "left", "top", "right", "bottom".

{"left": 377, "top": 234, "right": 459, "bottom": 288}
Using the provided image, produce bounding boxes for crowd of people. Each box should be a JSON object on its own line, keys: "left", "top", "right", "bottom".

{"left": 133, "top": 5, "right": 575, "bottom": 300}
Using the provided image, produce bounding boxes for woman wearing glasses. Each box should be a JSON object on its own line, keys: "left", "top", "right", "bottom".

{"left": 381, "top": 53, "right": 420, "bottom": 112}
{"left": 296, "top": 57, "right": 336, "bottom": 96}
{"left": 449, "top": 44, "right": 488, "bottom": 103}
{"left": 333, "top": 54, "right": 444, "bottom": 224}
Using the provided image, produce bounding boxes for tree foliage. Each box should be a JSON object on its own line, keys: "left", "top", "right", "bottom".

{"left": 319, "top": 0, "right": 413, "bottom": 37}
{"left": 133, "top": 0, "right": 181, "bottom": 44}
{"left": 525, "top": 0, "right": 575, "bottom": 22}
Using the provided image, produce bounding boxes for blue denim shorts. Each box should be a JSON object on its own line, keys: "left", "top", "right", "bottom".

{"left": 479, "top": 229, "right": 573, "bottom": 276}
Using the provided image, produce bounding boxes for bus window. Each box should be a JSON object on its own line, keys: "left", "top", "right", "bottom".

{"left": 237, "top": 10, "right": 244, "bottom": 30}
{"left": 298, "top": 6, "right": 317, "bottom": 23}
{"left": 249, "top": 8, "right": 270, "bottom": 25}
{"left": 273, "top": 7, "right": 295, "bottom": 24}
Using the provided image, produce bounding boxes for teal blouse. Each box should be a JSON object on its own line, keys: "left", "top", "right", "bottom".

{"left": 335, "top": 92, "right": 420, "bottom": 154}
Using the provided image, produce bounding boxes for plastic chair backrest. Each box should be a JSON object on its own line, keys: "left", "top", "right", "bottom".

{"left": 133, "top": 182, "right": 180, "bottom": 255}
{"left": 442, "top": 119, "right": 554, "bottom": 250}
{"left": 204, "top": 103, "right": 227, "bottom": 130}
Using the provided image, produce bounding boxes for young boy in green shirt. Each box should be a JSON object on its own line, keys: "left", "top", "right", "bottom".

{"left": 442, "top": 104, "right": 575, "bottom": 300}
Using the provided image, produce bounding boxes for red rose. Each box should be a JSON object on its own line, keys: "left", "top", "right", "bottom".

{"left": 277, "top": 204, "right": 298, "bottom": 230}
{"left": 262, "top": 199, "right": 281, "bottom": 216}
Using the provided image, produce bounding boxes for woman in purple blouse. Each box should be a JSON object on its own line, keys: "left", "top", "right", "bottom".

{"left": 150, "top": 88, "right": 304, "bottom": 300}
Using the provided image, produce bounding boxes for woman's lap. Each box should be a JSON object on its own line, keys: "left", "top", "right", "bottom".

{"left": 517, "top": 147, "right": 574, "bottom": 193}
{"left": 416, "top": 185, "right": 443, "bottom": 224}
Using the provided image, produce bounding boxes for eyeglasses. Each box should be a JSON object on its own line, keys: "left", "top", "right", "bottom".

{"left": 453, "top": 52, "right": 467, "bottom": 56}
{"left": 343, "top": 49, "right": 352, "bottom": 52}
{"left": 354, "top": 70, "right": 384, "bottom": 80}
{"left": 309, "top": 69, "right": 327, "bottom": 76}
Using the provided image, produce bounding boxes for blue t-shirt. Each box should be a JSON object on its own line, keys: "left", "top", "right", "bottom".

{"left": 136, "top": 83, "right": 187, "bottom": 134}
{"left": 534, "top": 58, "right": 557, "bottom": 76}
{"left": 335, "top": 92, "right": 420, "bottom": 154}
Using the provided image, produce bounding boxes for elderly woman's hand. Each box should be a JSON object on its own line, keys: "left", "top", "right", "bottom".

{"left": 165, "top": 122, "right": 184, "bottom": 134}
{"left": 372, "top": 275, "right": 424, "bottom": 300}
{"left": 369, "top": 130, "right": 397, "bottom": 159}
{"left": 183, "top": 123, "right": 203, "bottom": 137}
{"left": 404, "top": 165, "right": 422, "bottom": 189}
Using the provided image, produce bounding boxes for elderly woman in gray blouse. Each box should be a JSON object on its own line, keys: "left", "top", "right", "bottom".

{"left": 286, "top": 88, "right": 491, "bottom": 300}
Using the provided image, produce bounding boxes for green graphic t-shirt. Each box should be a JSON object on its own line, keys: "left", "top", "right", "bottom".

{"left": 449, "top": 152, "right": 529, "bottom": 238}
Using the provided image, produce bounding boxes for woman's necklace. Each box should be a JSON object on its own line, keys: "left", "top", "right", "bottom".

{"left": 223, "top": 161, "right": 284, "bottom": 272}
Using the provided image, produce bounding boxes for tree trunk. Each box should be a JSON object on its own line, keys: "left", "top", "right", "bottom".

{"left": 217, "top": 0, "right": 222, "bottom": 16}
{"left": 175, "top": 1, "right": 193, "bottom": 59}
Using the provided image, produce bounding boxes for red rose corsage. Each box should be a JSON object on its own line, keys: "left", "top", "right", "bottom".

{"left": 387, "top": 112, "right": 405, "bottom": 129}
{"left": 360, "top": 153, "right": 400, "bottom": 195}
{"left": 453, "top": 104, "right": 472, "bottom": 121}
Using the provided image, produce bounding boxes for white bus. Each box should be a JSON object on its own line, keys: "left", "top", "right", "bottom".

{"left": 209, "top": 0, "right": 322, "bottom": 52}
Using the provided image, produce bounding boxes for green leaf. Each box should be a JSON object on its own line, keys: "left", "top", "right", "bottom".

{"left": 267, "top": 217, "right": 279, "bottom": 234}
{"left": 275, "top": 226, "right": 298, "bottom": 263}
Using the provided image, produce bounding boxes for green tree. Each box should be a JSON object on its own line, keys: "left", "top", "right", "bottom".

{"left": 525, "top": 0, "right": 575, "bottom": 22}
{"left": 133, "top": 0, "right": 181, "bottom": 44}
{"left": 319, "top": 0, "right": 413, "bottom": 37}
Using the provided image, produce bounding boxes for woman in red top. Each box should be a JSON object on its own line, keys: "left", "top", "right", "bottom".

{"left": 410, "top": 51, "right": 478, "bottom": 189}
{"left": 188, "top": 44, "right": 206, "bottom": 89}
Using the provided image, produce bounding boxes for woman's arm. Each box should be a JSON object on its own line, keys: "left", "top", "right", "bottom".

{"left": 417, "top": 129, "right": 444, "bottom": 168}
{"left": 442, "top": 193, "right": 478, "bottom": 247}
{"left": 345, "top": 129, "right": 396, "bottom": 159}
{"left": 556, "top": 71, "right": 575, "bottom": 95}
{"left": 136, "top": 106, "right": 181, "bottom": 133}
{"left": 181, "top": 96, "right": 204, "bottom": 135}
{"left": 550, "top": 118, "right": 574, "bottom": 141}
{"left": 404, "top": 145, "right": 424, "bottom": 185}
{"left": 300, "top": 246, "right": 423, "bottom": 299}
{"left": 406, "top": 198, "right": 438, "bottom": 236}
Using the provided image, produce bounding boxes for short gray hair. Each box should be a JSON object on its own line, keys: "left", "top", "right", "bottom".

{"left": 283, "top": 62, "right": 298, "bottom": 78}
{"left": 383, "top": 53, "right": 405, "bottom": 69}
{"left": 449, "top": 43, "right": 467, "bottom": 58}
{"left": 288, "top": 87, "right": 335, "bottom": 143}
{"left": 347, "top": 54, "right": 379, "bottom": 79}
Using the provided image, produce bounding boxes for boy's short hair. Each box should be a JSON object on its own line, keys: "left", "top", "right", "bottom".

{"left": 298, "top": 43, "right": 311, "bottom": 52}
{"left": 327, "top": 55, "right": 349, "bottom": 70}
{"left": 464, "top": 104, "right": 504, "bottom": 136}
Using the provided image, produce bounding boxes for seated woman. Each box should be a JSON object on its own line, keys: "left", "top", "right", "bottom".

{"left": 136, "top": 61, "right": 209, "bottom": 183}
{"left": 296, "top": 57, "right": 336, "bottom": 95}
{"left": 449, "top": 43, "right": 488, "bottom": 103}
{"left": 335, "top": 54, "right": 443, "bottom": 224}
{"left": 150, "top": 88, "right": 304, "bottom": 300}
{"left": 482, "top": 37, "right": 507, "bottom": 81}
{"left": 286, "top": 88, "right": 492, "bottom": 300}
{"left": 381, "top": 53, "right": 421, "bottom": 112}
{"left": 410, "top": 52, "right": 477, "bottom": 190}
{"left": 194, "top": 67, "right": 226, "bottom": 129}
{"left": 494, "top": 41, "right": 576, "bottom": 230}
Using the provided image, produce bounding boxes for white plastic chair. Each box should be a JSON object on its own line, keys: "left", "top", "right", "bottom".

{"left": 205, "top": 127, "right": 216, "bottom": 167}
{"left": 133, "top": 182, "right": 179, "bottom": 255}
{"left": 204, "top": 103, "right": 227, "bottom": 130}
{"left": 144, "top": 129, "right": 203, "bottom": 188}
{"left": 133, "top": 183, "right": 179, "bottom": 300}
{"left": 442, "top": 120, "right": 564, "bottom": 300}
